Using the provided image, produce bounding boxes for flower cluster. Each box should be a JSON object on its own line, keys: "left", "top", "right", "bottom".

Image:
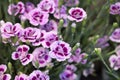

{"left": 14, "top": 70, "right": 49, "bottom": 80}
{"left": 0, "top": 0, "right": 89, "bottom": 79}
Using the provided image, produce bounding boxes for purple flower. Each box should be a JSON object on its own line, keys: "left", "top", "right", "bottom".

{"left": 32, "top": 47, "right": 51, "bottom": 68}
{"left": 28, "top": 8, "right": 49, "bottom": 26}
{"left": 68, "top": 48, "right": 87, "bottom": 64}
{"left": 42, "top": 31, "right": 58, "bottom": 48}
{"left": 25, "top": 2, "right": 35, "bottom": 13}
{"left": 115, "top": 45, "right": 120, "bottom": 55}
{"left": 1, "top": 22, "right": 22, "bottom": 38}
{"left": 0, "top": 64, "right": 11, "bottom": 80}
{"left": 28, "top": 70, "right": 50, "bottom": 80}
{"left": 109, "top": 28, "right": 120, "bottom": 43}
{"left": 68, "top": 7, "right": 87, "bottom": 22}
{"left": 14, "top": 74, "right": 28, "bottom": 80}
{"left": 40, "top": 20, "right": 58, "bottom": 32}
{"left": 96, "top": 36, "right": 109, "bottom": 49}
{"left": 19, "top": 2, "right": 35, "bottom": 21}
{"left": 83, "top": 64, "right": 94, "bottom": 77}
{"left": 110, "top": 2, "right": 120, "bottom": 15}
{"left": 32, "top": 30, "right": 46, "bottom": 46}
{"left": 37, "top": 0, "right": 56, "bottom": 14}
{"left": 65, "top": 64, "right": 77, "bottom": 72}
{"left": 64, "top": 0, "right": 79, "bottom": 7}
{"left": 8, "top": 1, "right": 25, "bottom": 16}
{"left": 109, "top": 55, "right": 120, "bottom": 70}
{"left": 59, "top": 70, "right": 77, "bottom": 80}
{"left": 49, "top": 40, "right": 71, "bottom": 61}
{"left": 12, "top": 45, "right": 33, "bottom": 65}
{"left": 53, "top": 0, "right": 59, "bottom": 8}
{"left": 54, "top": 5, "right": 67, "bottom": 19}
{"left": 20, "top": 27, "right": 41, "bottom": 43}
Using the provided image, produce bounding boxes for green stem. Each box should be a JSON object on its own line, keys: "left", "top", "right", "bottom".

{"left": 107, "top": 50, "right": 115, "bottom": 56}
{"left": 95, "top": 49, "right": 112, "bottom": 72}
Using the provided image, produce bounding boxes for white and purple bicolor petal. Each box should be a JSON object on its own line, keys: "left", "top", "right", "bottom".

{"left": 37, "top": 0, "right": 55, "bottom": 14}
{"left": 40, "top": 20, "right": 58, "bottom": 32}
{"left": 25, "top": 2, "right": 35, "bottom": 13}
{"left": 109, "top": 55, "right": 120, "bottom": 70}
{"left": 0, "top": 64, "right": 7, "bottom": 73}
{"left": 12, "top": 45, "right": 33, "bottom": 65}
{"left": 49, "top": 40, "right": 71, "bottom": 61}
{"left": 0, "top": 64, "right": 11, "bottom": 80}
{"left": 109, "top": 28, "right": 120, "bottom": 43}
{"left": 32, "top": 30, "right": 46, "bottom": 46}
{"left": 19, "top": 2, "right": 35, "bottom": 21}
{"left": 20, "top": 54, "right": 33, "bottom": 65}
{"left": 28, "top": 8, "right": 49, "bottom": 26}
{"left": 28, "top": 70, "right": 50, "bottom": 80}
{"left": 68, "top": 7, "right": 87, "bottom": 22}
{"left": 65, "top": 64, "right": 77, "bottom": 72}
{"left": 59, "top": 70, "right": 77, "bottom": 80}
{"left": 1, "top": 74, "right": 11, "bottom": 80}
{"left": 14, "top": 74, "right": 28, "bottom": 80}
{"left": 42, "top": 31, "right": 58, "bottom": 48}
{"left": 115, "top": 45, "right": 120, "bottom": 55}
{"left": 8, "top": 1, "right": 25, "bottom": 16}
{"left": 110, "top": 2, "right": 120, "bottom": 15}
{"left": 68, "top": 48, "right": 87, "bottom": 64}
{"left": 20, "top": 27, "right": 41, "bottom": 42}
{"left": 32, "top": 47, "right": 51, "bottom": 68}
{"left": 1, "top": 22, "right": 22, "bottom": 38}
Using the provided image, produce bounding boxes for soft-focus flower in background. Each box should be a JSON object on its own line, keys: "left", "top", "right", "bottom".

{"left": 68, "top": 48, "right": 88, "bottom": 64}
{"left": 96, "top": 36, "right": 109, "bottom": 49}
{"left": 110, "top": 2, "right": 120, "bottom": 15}
{"left": 54, "top": 5, "right": 67, "bottom": 19}
{"left": 109, "top": 55, "right": 120, "bottom": 70}
{"left": 60, "top": 64, "right": 77, "bottom": 80}
{"left": 83, "top": 64, "right": 95, "bottom": 77}
{"left": 109, "top": 28, "right": 120, "bottom": 43}
{"left": 40, "top": 20, "right": 58, "bottom": 32}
